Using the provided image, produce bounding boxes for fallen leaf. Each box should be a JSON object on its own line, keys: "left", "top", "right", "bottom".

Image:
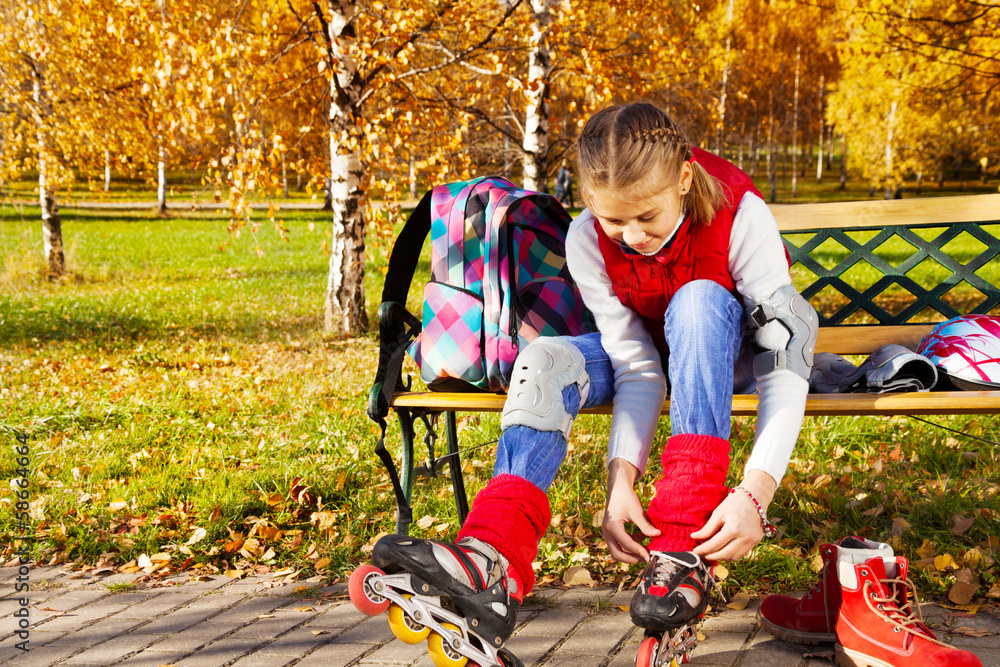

{"left": 295, "top": 606, "right": 316, "bottom": 612}
{"left": 934, "top": 554, "right": 958, "bottom": 571}
{"left": 714, "top": 564, "right": 729, "bottom": 581}
{"left": 314, "top": 558, "right": 331, "bottom": 569}
{"left": 562, "top": 566, "right": 595, "bottom": 587}
{"left": 948, "top": 582, "right": 978, "bottom": 606}
{"left": 726, "top": 592, "right": 750, "bottom": 610}
{"left": 916, "top": 539, "right": 936, "bottom": 560}
{"left": 311, "top": 630, "right": 328, "bottom": 636}
{"left": 137, "top": 554, "right": 153, "bottom": 569}
{"left": 224, "top": 569, "right": 246, "bottom": 579}
{"left": 950, "top": 627, "right": 993, "bottom": 638}
{"left": 803, "top": 650, "right": 836, "bottom": 660}
{"left": 951, "top": 516, "right": 975, "bottom": 536}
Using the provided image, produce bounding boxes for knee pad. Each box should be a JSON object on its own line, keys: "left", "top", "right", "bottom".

{"left": 744, "top": 284, "right": 819, "bottom": 380}
{"left": 501, "top": 338, "right": 590, "bottom": 439}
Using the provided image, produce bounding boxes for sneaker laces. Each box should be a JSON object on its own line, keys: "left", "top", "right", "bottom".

{"left": 651, "top": 552, "right": 728, "bottom": 604}
{"left": 863, "top": 577, "right": 951, "bottom": 649}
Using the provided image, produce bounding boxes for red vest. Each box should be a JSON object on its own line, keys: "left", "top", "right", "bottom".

{"left": 595, "top": 147, "right": 762, "bottom": 362}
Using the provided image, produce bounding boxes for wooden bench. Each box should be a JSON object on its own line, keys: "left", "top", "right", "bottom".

{"left": 368, "top": 193, "right": 1000, "bottom": 533}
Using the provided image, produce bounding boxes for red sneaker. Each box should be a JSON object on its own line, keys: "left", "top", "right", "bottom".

{"left": 758, "top": 537, "right": 891, "bottom": 644}
{"left": 835, "top": 556, "right": 983, "bottom": 666}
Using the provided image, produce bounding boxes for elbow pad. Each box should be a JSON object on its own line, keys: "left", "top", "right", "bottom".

{"left": 744, "top": 284, "right": 818, "bottom": 380}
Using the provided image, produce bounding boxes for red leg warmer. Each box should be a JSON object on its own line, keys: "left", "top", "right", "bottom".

{"left": 457, "top": 474, "right": 551, "bottom": 597}
{"left": 646, "top": 434, "right": 731, "bottom": 553}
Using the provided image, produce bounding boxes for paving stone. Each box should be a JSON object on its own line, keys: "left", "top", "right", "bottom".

{"left": 542, "top": 655, "right": 606, "bottom": 667}
{"left": 115, "top": 591, "right": 202, "bottom": 619}
{"left": 513, "top": 607, "right": 588, "bottom": 638}
{"left": 61, "top": 632, "right": 159, "bottom": 664}
{"left": 503, "top": 632, "right": 562, "bottom": 666}
{"left": 145, "top": 620, "right": 243, "bottom": 653}
{"left": 304, "top": 602, "right": 371, "bottom": 629}
{"left": 181, "top": 591, "right": 246, "bottom": 610}
{"left": 554, "top": 613, "right": 634, "bottom": 655}
{"left": 292, "top": 642, "right": 374, "bottom": 667}
{"left": 0, "top": 642, "right": 79, "bottom": 667}
{"left": 254, "top": 626, "right": 337, "bottom": 657}
{"left": 554, "top": 586, "right": 618, "bottom": 607}
{"left": 329, "top": 616, "right": 396, "bottom": 645}
{"left": 228, "top": 653, "right": 296, "bottom": 667}
{"left": 744, "top": 629, "right": 816, "bottom": 666}
{"left": 129, "top": 605, "right": 224, "bottom": 635}
{"left": 116, "top": 650, "right": 191, "bottom": 666}
{"left": 199, "top": 595, "right": 286, "bottom": 624}
{"left": 701, "top": 608, "right": 759, "bottom": 635}
{"left": 688, "top": 631, "right": 748, "bottom": 665}
{"left": 357, "top": 638, "right": 428, "bottom": 664}
{"left": 25, "top": 588, "right": 109, "bottom": 616}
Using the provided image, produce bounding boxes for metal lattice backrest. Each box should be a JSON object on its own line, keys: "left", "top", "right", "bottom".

{"left": 774, "top": 197, "right": 1000, "bottom": 327}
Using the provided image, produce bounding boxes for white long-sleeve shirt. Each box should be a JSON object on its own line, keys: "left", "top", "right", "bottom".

{"left": 564, "top": 191, "right": 809, "bottom": 484}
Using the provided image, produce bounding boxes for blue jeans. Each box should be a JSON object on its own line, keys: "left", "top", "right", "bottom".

{"left": 495, "top": 280, "right": 748, "bottom": 491}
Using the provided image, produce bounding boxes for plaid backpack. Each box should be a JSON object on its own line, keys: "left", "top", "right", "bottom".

{"left": 367, "top": 177, "right": 592, "bottom": 523}
{"left": 410, "top": 177, "right": 591, "bottom": 391}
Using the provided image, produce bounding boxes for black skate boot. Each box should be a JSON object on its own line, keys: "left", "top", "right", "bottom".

{"left": 349, "top": 534, "right": 524, "bottom": 667}
{"left": 631, "top": 551, "right": 720, "bottom": 667}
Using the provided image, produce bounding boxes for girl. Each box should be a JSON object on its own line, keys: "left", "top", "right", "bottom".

{"left": 364, "top": 103, "right": 817, "bottom": 662}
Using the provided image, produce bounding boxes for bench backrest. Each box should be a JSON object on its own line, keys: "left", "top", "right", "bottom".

{"left": 772, "top": 194, "right": 1000, "bottom": 355}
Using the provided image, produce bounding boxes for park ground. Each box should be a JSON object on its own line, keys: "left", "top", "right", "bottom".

{"left": 1, "top": 167, "right": 998, "bottom": 617}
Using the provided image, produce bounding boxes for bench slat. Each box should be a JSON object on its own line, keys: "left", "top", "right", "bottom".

{"left": 390, "top": 390, "right": 1000, "bottom": 416}
{"left": 816, "top": 324, "right": 934, "bottom": 355}
{"left": 770, "top": 193, "right": 1000, "bottom": 231}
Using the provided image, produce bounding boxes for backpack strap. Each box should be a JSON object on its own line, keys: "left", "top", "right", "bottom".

{"left": 367, "top": 189, "right": 435, "bottom": 531}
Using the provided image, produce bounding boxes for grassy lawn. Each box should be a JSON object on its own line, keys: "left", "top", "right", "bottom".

{"left": 1, "top": 193, "right": 998, "bottom": 608}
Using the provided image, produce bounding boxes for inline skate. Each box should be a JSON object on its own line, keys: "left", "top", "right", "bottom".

{"left": 630, "top": 551, "right": 719, "bottom": 667}
{"left": 348, "top": 534, "right": 524, "bottom": 667}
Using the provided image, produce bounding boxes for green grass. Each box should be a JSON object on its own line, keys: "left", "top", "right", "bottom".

{"left": 1, "top": 197, "right": 998, "bottom": 607}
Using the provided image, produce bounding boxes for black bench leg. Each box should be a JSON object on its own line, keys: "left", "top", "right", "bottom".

{"left": 444, "top": 411, "right": 470, "bottom": 526}
{"left": 394, "top": 408, "right": 417, "bottom": 535}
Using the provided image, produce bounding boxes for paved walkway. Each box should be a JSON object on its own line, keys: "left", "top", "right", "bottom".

{"left": 1, "top": 565, "right": 997, "bottom": 666}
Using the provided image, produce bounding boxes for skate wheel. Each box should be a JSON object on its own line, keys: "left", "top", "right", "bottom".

{"left": 348, "top": 563, "right": 389, "bottom": 616}
{"left": 636, "top": 636, "right": 658, "bottom": 667}
{"left": 388, "top": 601, "right": 430, "bottom": 644}
{"left": 427, "top": 622, "right": 469, "bottom": 667}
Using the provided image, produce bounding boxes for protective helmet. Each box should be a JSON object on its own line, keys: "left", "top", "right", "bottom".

{"left": 916, "top": 314, "right": 1000, "bottom": 390}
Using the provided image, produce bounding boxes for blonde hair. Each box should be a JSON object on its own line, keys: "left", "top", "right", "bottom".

{"left": 577, "top": 103, "right": 723, "bottom": 225}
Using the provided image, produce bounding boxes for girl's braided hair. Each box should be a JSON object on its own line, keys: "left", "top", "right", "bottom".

{"left": 577, "top": 103, "right": 723, "bottom": 225}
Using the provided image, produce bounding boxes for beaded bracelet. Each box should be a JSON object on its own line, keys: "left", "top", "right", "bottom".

{"left": 731, "top": 486, "right": 777, "bottom": 538}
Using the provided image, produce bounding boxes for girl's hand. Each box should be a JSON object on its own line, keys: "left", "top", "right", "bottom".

{"left": 602, "top": 459, "right": 661, "bottom": 564}
{"left": 691, "top": 470, "right": 776, "bottom": 562}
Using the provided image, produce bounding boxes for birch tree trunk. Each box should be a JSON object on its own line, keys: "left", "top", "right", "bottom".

{"left": 157, "top": 143, "right": 167, "bottom": 214}
{"left": 324, "top": 0, "right": 367, "bottom": 335}
{"left": 791, "top": 46, "right": 801, "bottom": 198}
{"left": 409, "top": 153, "right": 418, "bottom": 200}
{"left": 716, "top": 0, "right": 735, "bottom": 154}
{"left": 816, "top": 75, "right": 824, "bottom": 183}
{"left": 105, "top": 148, "right": 112, "bottom": 191}
{"left": 767, "top": 91, "right": 777, "bottom": 203}
{"left": 840, "top": 138, "right": 847, "bottom": 191}
{"left": 884, "top": 98, "right": 897, "bottom": 199}
{"left": 32, "top": 66, "right": 65, "bottom": 279}
{"left": 521, "top": 0, "right": 553, "bottom": 192}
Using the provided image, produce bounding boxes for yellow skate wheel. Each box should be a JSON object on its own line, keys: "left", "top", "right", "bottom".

{"left": 387, "top": 600, "right": 430, "bottom": 644}
{"left": 427, "top": 623, "right": 469, "bottom": 667}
